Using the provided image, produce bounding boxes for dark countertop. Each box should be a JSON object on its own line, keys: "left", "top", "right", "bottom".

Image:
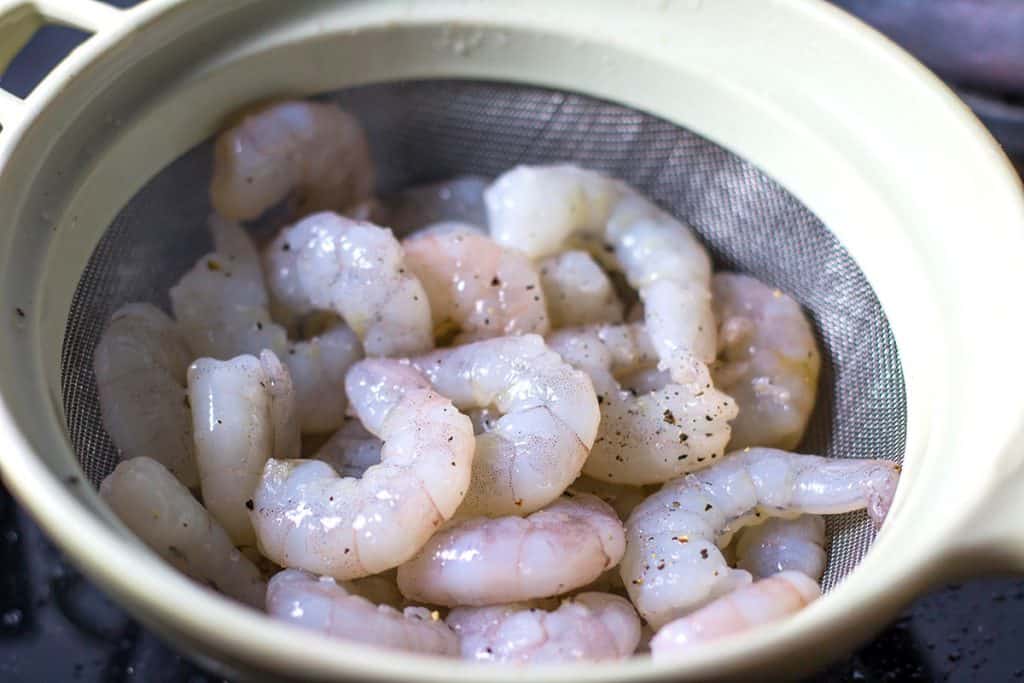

{"left": 2, "top": 2, "right": 1023, "bottom": 681}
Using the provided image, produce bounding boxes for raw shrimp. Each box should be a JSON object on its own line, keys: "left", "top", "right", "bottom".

{"left": 568, "top": 476, "right": 649, "bottom": 522}
{"left": 264, "top": 211, "right": 432, "bottom": 356}
{"left": 100, "top": 457, "right": 265, "bottom": 607}
{"left": 381, "top": 175, "right": 490, "bottom": 233}
{"left": 188, "top": 350, "right": 300, "bottom": 547}
{"left": 266, "top": 569, "right": 457, "bottom": 656}
{"left": 171, "top": 217, "right": 363, "bottom": 434}
{"left": 621, "top": 447, "right": 899, "bottom": 627}
{"left": 548, "top": 324, "right": 736, "bottom": 485}
{"left": 396, "top": 494, "right": 625, "bottom": 606}
{"left": 447, "top": 593, "right": 641, "bottom": 663}
{"left": 403, "top": 222, "right": 549, "bottom": 343}
{"left": 712, "top": 273, "right": 821, "bottom": 450}
{"left": 312, "top": 417, "right": 382, "bottom": 479}
{"left": 486, "top": 165, "right": 715, "bottom": 377}
{"left": 410, "top": 334, "right": 599, "bottom": 517}
{"left": 250, "top": 360, "right": 474, "bottom": 579}
{"left": 344, "top": 569, "right": 405, "bottom": 609}
{"left": 650, "top": 571, "right": 820, "bottom": 659}
{"left": 539, "top": 250, "right": 624, "bottom": 328}
{"left": 210, "top": 100, "right": 374, "bottom": 221}
{"left": 735, "top": 515, "right": 826, "bottom": 581}
{"left": 93, "top": 303, "right": 197, "bottom": 488}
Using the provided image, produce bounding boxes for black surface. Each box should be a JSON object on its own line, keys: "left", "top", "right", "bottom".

{"left": 2, "top": 2, "right": 1024, "bottom": 681}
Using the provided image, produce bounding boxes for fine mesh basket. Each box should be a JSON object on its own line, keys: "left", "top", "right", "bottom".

{"left": 59, "top": 80, "right": 907, "bottom": 592}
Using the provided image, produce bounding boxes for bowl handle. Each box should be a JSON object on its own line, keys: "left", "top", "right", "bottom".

{"left": 0, "top": 0, "right": 122, "bottom": 133}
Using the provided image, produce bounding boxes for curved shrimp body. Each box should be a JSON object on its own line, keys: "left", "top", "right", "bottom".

{"left": 410, "top": 334, "right": 600, "bottom": 517}
{"left": 539, "top": 250, "right": 624, "bottom": 328}
{"left": 650, "top": 571, "right": 820, "bottom": 659}
{"left": 282, "top": 324, "right": 363, "bottom": 434}
{"left": 187, "top": 350, "right": 300, "bottom": 547}
{"left": 264, "top": 212, "right": 432, "bottom": 357}
{"left": 266, "top": 569, "right": 457, "bottom": 656}
{"left": 486, "top": 165, "right": 715, "bottom": 375}
{"left": 93, "top": 303, "right": 197, "bottom": 488}
{"left": 100, "top": 457, "right": 266, "bottom": 607}
{"left": 712, "top": 273, "right": 821, "bottom": 450}
{"left": 447, "top": 593, "right": 641, "bottom": 663}
{"left": 622, "top": 448, "right": 899, "bottom": 627}
{"left": 548, "top": 324, "right": 737, "bottom": 485}
{"left": 403, "top": 222, "right": 549, "bottom": 343}
{"left": 250, "top": 360, "right": 474, "bottom": 579}
{"left": 381, "top": 175, "right": 489, "bottom": 234}
{"left": 396, "top": 494, "right": 625, "bottom": 606}
{"left": 210, "top": 100, "right": 374, "bottom": 221}
{"left": 735, "top": 515, "right": 826, "bottom": 581}
{"left": 313, "top": 417, "right": 382, "bottom": 479}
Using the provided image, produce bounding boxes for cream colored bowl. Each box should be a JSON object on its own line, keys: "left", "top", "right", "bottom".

{"left": 1, "top": 0, "right": 1023, "bottom": 680}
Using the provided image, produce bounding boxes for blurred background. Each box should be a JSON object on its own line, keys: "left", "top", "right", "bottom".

{"left": 1, "top": 1, "right": 1022, "bottom": 681}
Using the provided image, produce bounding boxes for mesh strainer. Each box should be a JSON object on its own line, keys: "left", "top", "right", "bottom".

{"left": 0, "top": 1, "right": 1023, "bottom": 681}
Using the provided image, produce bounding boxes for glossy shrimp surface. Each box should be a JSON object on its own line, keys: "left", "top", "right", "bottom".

{"left": 486, "top": 165, "right": 715, "bottom": 376}
{"left": 403, "top": 222, "right": 549, "bottom": 343}
{"left": 187, "top": 350, "right": 300, "bottom": 547}
{"left": 548, "top": 324, "right": 736, "bottom": 485}
{"left": 410, "top": 335, "right": 600, "bottom": 517}
{"left": 712, "top": 273, "right": 821, "bottom": 450}
{"left": 264, "top": 212, "right": 432, "bottom": 357}
{"left": 735, "top": 515, "right": 827, "bottom": 581}
{"left": 250, "top": 360, "right": 474, "bottom": 579}
{"left": 447, "top": 593, "right": 641, "bottom": 663}
{"left": 396, "top": 494, "right": 625, "bottom": 606}
{"left": 266, "top": 569, "right": 457, "bottom": 656}
{"left": 93, "top": 303, "right": 197, "bottom": 488}
{"left": 312, "top": 417, "right": 382, "bottom": 479}
{"left": 622, "top": 448, "right": 899, "bottom": 627}
{"left": 539, "top": 250, "right": 624, "bottom": 328}
{"left": 650, "top": 571, "right": 820, "bottom": 659}
{"left": 210, "top": 100, "right": 374, "bottom": 221}
{"left": 101, "top": 457, "right": 266, "bottom": 607}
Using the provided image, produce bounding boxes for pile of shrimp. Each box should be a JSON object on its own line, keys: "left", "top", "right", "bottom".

{"left": 94, "top": 100, "right": 900, "bottom": 665}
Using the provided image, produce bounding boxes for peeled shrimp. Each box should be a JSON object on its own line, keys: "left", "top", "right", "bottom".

{"left": 650, "top": 571, "right": 820, "bottom": 659}
{"left": 187, "top": 350, "right": 300, "bottom": 547}
{"left": 539, "top": 250, "right": 624, "bottom": 328}
{"left": 396, "top": 494, "right": 624, "bottom": 606}
{"left": 210, "top": 100, "right": 374, "bottom": 221}
{"left": 100, "top": 457, "right": 265, "bottom": 607}
{"left": 313, "top": 417, "right": 382, "bottom": 479}
{"left": 250, "top": 360, "right": 474, "bottom": 579}
{"left": 93, "top": 303, "right": 197, "bottom": 488}
{"left": 344, "top": 569, "right": 405, "bottom": 609}
{"left": 548, "top": 324, "right": 736, "bottom": 485}
{"left": 381, "top": 175, "right": 490, "bottom": 233}
{"left": 264, "top": 212, "right": 432, "bottom": 357}
{"left": 486, "top": 165, "right": 715, "bottom": 377}
{"left": 171, "top": 217, "right": 363, "bottom": 434}
{"left": 447, "top": 593, "right": 641, "bottom": 663}
{"left": 410, "top": 334, "right": 599, "bottom": 517}
{"left": 712, "top": 273, "right": 821, "bottom": 450}
{"left": 735, "top": 515, "right": 827, "bottom": 581}
{"left": 266, "top": 569, "right": 457, "bottom": 656}
{"left": 622, "top": 447, "right": 899, "bottom": 627}
{"left": 403, "top": 222, "right": 549, "bottom": 343}
{"left": 568, "top": 476, "right": 648, "bottom": 522}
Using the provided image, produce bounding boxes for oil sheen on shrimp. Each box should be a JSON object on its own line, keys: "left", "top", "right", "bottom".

{"left": 210, "top": 100, "right": 374, "bottom": 221}
{"left": 264, "top": 211, "right": 432, "bottom": 357}
{"left": 266, "top": 569, "right": 457, "bottom": 656}
{"left": 396, "top": 494, "right": 625, "bottom": 606}
{"left": 734, "top": 515, "right": 826, "bottom": 581}
{"left": 100, "top": 457, "right": 266, "bottom": 607}
{"left": 403, "top": 222, "right": 549, "bottom": 343}
{"left": 250, "top": 360, "right": 474, "bottom": 579}
{"left": 486, "top": 165, "right": 715, "bottom": 378}
{"left": 188, "top": 350, "right": 300, "bottom": 547}
{"left": 622, "top": 448, "right": 899, "bottom": 627}
{"left": 548, "top": 324, "right": 736, "bottom": 485}
{"left": 650, "top": 571, "right": 819, "bottom": 659}
{"left": 410, "top": 334, "right": 600, "bottom": 517}
{"left": 447, "top": 593, "right": 641, "bottom": 663}
{"left": 539, "top": 250, "right": 624, "bottom": 328}
{"left": 712, "top": 273, "right": 821, "bottom": 450}
{"left": 93, "top": 303, "right": 197, "bottom": 488}
{"left": 171, "top": 216, "right": 363, "bottom": 434}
